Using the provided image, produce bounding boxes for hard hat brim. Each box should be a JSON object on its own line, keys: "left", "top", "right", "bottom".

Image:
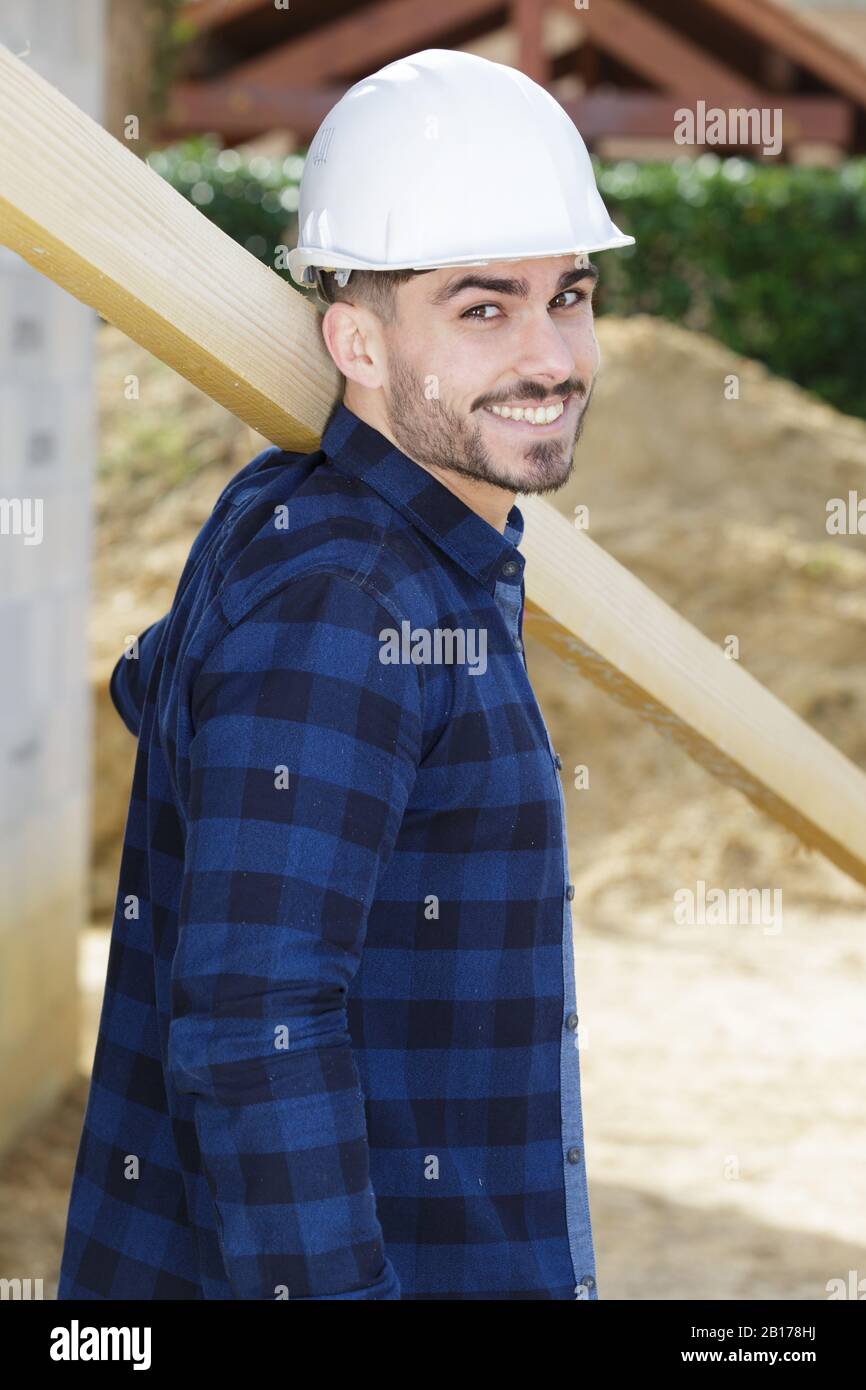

{"left": 292, "top": 236, "right": 636, "bottom": 287}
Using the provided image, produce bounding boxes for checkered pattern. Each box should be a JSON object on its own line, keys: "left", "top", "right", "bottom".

{"left": 58, "top": 402, "right": 597, "bottom": 1300}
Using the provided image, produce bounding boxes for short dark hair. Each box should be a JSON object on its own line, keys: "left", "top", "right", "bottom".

{"left": 315, "top": 267, "right": 431, "bottom": 325}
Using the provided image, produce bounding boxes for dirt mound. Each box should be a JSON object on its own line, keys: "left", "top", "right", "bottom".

{"left": 529, "top": 313, "right": 866, "bottom": 924}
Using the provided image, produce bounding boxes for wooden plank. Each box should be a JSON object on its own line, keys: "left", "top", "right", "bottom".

{"left": 2, "top": 42, "right": 866, "bottom": 885}
{"left": 701, "top": 0, "right": 866, "bottom": 110}
{"left": 511, "top": 0, "right": 548, "bottom": 86}
{"left": 181, "top": 0, "right": 272, "bottom": 34}
{"left": 164, "top": 79, "right": 344, "bottom": 140}
{"left": 558, "top": 91, "right": 853, "bottom": 146}
{"left": 0, "top": 43, "right": 338, "bottom": 452}
{"left": 165, "top": 75, "right": 853, "bottom": 148}
{"left": 519, "top": 506, "right": 866, "bottom": 889}
{"left": 225, "top": 0, "right": 500, "bottom": 88}
{"left": 556, "top": 0, "right": 763, "bottom": 102}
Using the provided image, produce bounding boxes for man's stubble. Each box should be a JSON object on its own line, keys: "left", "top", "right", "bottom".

{"left": 382, "top": 341, "right": 593, "bottom": 498}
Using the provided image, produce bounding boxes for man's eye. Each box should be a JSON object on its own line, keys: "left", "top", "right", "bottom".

{"left": 460, "top": 303, "right": 501, "bottom": 321}
{"left": 552, "top": 289, "right": 590, "bottom": 308}
{"left": 460, "top": 289, "right": 590, "bottom": 321}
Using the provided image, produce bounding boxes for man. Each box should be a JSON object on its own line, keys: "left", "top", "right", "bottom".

{"left": 58, "top": 48, "right": 633, "bottom": 1300}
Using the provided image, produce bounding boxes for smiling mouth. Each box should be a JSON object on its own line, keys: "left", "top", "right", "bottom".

{"left": 482, "top": 395, "right": 570, "bottom": 427}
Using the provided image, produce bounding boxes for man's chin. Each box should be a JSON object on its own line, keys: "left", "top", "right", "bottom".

{"left": 450, "top": 444, "right": 576, "bottom": 497}
{"left": 496, "top": 440, "right": 577, "bottom": 496}
{"left": 514, "top": 459, "right": 575, "bottom": 497}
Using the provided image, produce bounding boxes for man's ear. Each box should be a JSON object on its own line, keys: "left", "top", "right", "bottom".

{"left": 320, "top": 300, "right": 385, "bottom": 391}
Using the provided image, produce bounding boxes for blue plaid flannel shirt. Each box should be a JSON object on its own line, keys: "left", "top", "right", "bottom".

{"left": 58, "top": 401, "right": 598, "bottom": 1301}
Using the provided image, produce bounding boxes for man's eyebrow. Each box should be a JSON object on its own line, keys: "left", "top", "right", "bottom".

{"left": 428, "top": 262, "right": 599, "bottom": 306}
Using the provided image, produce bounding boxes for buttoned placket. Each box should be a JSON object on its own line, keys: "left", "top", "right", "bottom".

{"left": 321, "top": 406, "right": 599, "bottom": 1299}
{"left": 494, "top": 548, "right": 526, "bottom": 666}
{"left": 493, "top": 526, "right": 599, "bottom": 1303}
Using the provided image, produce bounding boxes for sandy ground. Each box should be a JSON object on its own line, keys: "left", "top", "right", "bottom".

{"left": 2, "top": 316, "right": 864, "bottom": 1300}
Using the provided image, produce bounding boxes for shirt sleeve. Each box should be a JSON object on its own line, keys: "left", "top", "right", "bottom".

{"left": 166, "top": 571, "right": 424, "bottom": 1300}
{"left": 109, "top": 615, "right": 169, "bottom": 738}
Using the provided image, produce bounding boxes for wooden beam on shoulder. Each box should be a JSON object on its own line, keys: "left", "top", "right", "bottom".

{"left": 3, "top": 42, "right": 866, "bottom": 886}
{"left": 0, "top": 43, "right": 338, "bottom": 451}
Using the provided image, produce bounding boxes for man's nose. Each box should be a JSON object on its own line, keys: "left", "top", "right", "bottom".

{"left": 512, "top": 313, "right": 587, "bottom": 388}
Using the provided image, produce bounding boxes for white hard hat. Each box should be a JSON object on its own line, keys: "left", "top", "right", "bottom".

{"left": 288, "top": 47, "right": 634, "bottom": 289}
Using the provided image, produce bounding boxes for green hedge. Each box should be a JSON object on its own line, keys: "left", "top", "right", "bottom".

{"left": 595, "top": 155, "right": 866, "bottom": 420}
{"left": 146, "top": 136, "right": 316, "bottom": 303}
{"left": 150, "top": 138, "right": 866, "bottom": 420}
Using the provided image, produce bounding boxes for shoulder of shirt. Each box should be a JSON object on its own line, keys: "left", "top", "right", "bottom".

{"left": 206, "top": 442, "right": 441, "bottom": 636}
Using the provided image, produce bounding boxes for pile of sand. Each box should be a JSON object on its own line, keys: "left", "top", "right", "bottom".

{"left": 533, "top": 314, "right": 866, "bottom": 923}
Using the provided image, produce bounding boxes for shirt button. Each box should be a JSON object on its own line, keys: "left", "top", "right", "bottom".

{"left": 566, "top": 1012, "right": 579, "bottom": 1031}
{"left": 501, "top": 559, "right": 520, "bottom": 577}
{"left": 567, "top": 1146, "right": 582, "bottom": 1164}
{"left": 565, "top": 883, "right": 575, "bottom": 901}
{"left": 554, "top": 752, "right": 563, "bottom": 770}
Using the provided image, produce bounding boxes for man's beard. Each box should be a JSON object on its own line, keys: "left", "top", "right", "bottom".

{"left": 382, "top": 347, "right": 592, "bottom": 497}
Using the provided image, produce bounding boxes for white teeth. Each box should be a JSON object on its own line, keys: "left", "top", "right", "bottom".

{"left": 486, "top": 399, "right": 565, "bottom": 425}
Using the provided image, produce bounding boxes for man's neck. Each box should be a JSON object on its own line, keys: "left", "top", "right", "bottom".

{"left": 344, "top": 395, "right": 515, "bottom": 536}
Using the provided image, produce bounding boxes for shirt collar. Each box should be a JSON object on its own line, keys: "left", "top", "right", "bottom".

{"left": 321, "top": 402, "right": 526, "bottom": 594}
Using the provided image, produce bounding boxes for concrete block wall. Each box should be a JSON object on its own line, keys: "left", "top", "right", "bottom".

{"left": 0, "top": 0, "right": 104, "bottom": 1152}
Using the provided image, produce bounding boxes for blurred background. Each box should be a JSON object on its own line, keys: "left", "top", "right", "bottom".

{"left": 1, "top": 0, "right": 866, "bottom": 1300}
